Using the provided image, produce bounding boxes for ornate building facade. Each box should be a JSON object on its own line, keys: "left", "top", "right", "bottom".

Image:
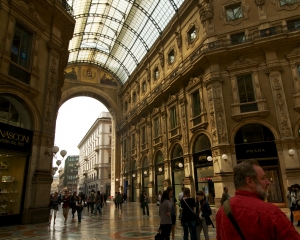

{"left": 0, "top": 0, "right": 74, "bottom": 225}
{"left": 77, "top": 112, "right": 112, "bottom": 197}
{"left": 115, "top": 0, "right": 300, "bottom": 206}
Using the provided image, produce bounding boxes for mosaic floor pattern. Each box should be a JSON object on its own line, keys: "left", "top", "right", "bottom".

{"left": 0, "top": 201, "right": 299, "bottom": 240}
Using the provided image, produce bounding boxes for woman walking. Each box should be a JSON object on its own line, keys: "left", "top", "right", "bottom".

{"left": 49, "top": 192, "right": 59, "bottom": 225}
{"left": 76, "top": 195, "right": 84, "bottom": 223}
{"left": 180, "top": 187, "right": 197, "bottom": 240}
{"left": 140, "top": 190, "right": 150, "bottom": 216}
{"left": 116, "top": 192, "right": 123, "bottom": 212}
{"left": 196, "top": 191, "right": 211, "bottom": 240}
{"left": 159, "top": 190, "right": 172, "bottom": 240}
{"left": 62, "top": 190, "right": 70, "bottom": 225}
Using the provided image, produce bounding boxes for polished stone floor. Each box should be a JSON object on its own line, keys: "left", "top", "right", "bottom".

{"left": 0, "top": 201, "right": 299, "bottom": 240}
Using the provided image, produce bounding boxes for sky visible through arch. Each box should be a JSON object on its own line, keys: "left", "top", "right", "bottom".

{"left": 53, "top": 97, "right": 108, "bottom": 169}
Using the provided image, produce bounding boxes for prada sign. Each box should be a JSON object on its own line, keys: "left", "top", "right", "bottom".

{"left": 235, "top": 141, "right": 278, "bottom": 160}
{"left": 0, "top": 122, "right": 33, "bottom": 153}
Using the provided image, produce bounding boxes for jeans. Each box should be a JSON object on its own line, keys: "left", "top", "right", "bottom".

{"left": 117, "top": 203, "right": 122, "bottom": 211}
{"left": 290, "top": 207, "right": 294, "bottom": 223}
{"left": 160, "top": 224, "right": 172, "bottom": 240}
{"left": 94, "top": 203, "right": 102, "bottom": 215}
{"left": 142, "top": 202, "right": 149, "bottom": 215}
{"left": 183, "top": 220, "right": 197, "bottom": 240}
{"left": 77, "top": 210, "right": 82, "bottom": 222}
{"left": 90, "top": 203, "right": 94, "bottom": 214}
{"left": 196, "top": 218, "right": 209, "bottom": 240}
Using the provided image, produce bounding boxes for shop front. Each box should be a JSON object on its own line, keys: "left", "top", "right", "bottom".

{"left": 235, "top": 124, "right": 283, "bottom": 203}
{"left": 155, "top": 150, "right": 164, "bottom": 197}
{"left": 0, "top": 122, "right": 33, "bottom": 225}
{"left": 193, "top": 134, "right": 214, "bottom": 205}
{"left": 170, "top": 144, "right": 184, "bottom": 198}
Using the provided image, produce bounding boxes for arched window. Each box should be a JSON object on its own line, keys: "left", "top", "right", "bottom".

{"left": 171, "top": 144, "right": 183, "bottom": 159}
{"left": 132, "top": 92, "right": 137, "bottom": 104}
{"left": 234, "top": 124, "right": 274, "bottom": 144}
{"left": 0, "top": 95, "right": 31, "bottom": 129}
{"left": 194, "top": 134, "right": 211, "bottom": 153}
{"left": 155, "top": 150, "right": 164, "bottom": 164}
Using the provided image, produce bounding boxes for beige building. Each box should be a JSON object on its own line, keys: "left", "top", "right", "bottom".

{"left": 77, "top": 112, "right": 112, "bottom": 197}
{"left": 1, "top": 0, "right": 300, "bottom": 226}
{"left": 50, "top": 176, "right": 59, "bottom": 194}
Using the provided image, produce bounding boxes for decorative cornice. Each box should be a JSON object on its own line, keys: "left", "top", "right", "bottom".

{"left": 227, "top": 56, "right": 259, "bottom": 71}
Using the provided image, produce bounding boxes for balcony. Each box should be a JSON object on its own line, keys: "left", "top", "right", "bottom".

{"left": 83, "top": 170, "right": 88, "bottom": 176}
{"left": 56, "top": 0, "right": 74, "bottom": 16}
{"left": 94, "top": 145, "right": 111, "bottom": 152}
{"left": 84, "top": 156, "right": 88, "bottom": 161}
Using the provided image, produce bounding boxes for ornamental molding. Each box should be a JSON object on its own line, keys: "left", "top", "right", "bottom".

{"left": 166, "top": 94, "right": 178, "bottom": 106}
{"left": 175, "top": 31, "right": 182, "bottom": 49}
{"left": 197, "top": 0, "right": 214, "bottom": 25}
{"left": 255, "top": 0, "right": 265, "bottom": 9}
{"left": 286, "top": 46, "right": 300, "bottom": 59}
{"left": 151, "top": 107, "right": 160, "bottom": 117}
{"left": 227, "top": 56, "right": 259, "bottom": 71}
{"left": 219, "top": 0, "right": 250, "bottom": 26}
{"left": 185, "top": 22, "right": 199, "bottom": 49}
{"left": 158, "top": 51, "right": 164, "bottom": 68}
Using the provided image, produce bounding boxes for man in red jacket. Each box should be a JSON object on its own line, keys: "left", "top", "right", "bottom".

{"left": 216, "top": 160, "right": 300, "bottom": 240}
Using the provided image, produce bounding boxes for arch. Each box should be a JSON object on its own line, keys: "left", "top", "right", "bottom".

{"left": 189, "top": 129, "right": 212, "bottom": 153}
{"left": 59, "top": 85, "right": 120, "bottom": 122}
{"left": 171, "top": 143, "right": 183, "bottom": 159}
{"left": 234, "top": 124, "right": 275, "bottom": 144}
{"left": 193, "top": 134, "right": 211, "bottom": 153}
{"left": 0, "top": 86, "right": 41, "bottom": 131}
{"left": 154, "top": 150, "right": 164, "bottom": 165}
{"left": 230, "top": 119, "right": 280, "bottom": 143}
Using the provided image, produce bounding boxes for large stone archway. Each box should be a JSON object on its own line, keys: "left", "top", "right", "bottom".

{"left": 59, "top": 63, "right": 121, "bottom": 197}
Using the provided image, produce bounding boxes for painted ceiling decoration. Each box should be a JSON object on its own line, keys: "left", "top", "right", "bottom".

{"left": 68, "top": 0, "right": 185, "bottom": 85}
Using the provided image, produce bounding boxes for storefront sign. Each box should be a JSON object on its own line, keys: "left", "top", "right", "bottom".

{"left": 235, "top": 141, "right": 278, "bottom": 160}
{"left": 0, "top": 122, "right": 33, "bottom": 153}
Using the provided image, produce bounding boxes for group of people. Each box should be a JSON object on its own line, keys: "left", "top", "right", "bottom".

{"left": 48, "top": 189, "right": 106, "bottom": 225}
{"left": 156, "top": 186, "right": 212, "bottom": 240}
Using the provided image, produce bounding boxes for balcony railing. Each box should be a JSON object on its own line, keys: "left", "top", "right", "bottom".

{"left": 56, "top": 0, "right": 74, "bottom": 16}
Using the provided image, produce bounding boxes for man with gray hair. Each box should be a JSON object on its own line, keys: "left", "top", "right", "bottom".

{"left": 216, "top": 160, "right": 300, "bottom": 239}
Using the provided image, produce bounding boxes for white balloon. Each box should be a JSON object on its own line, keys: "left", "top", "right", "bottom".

{"left": 60, "top": 150, "right": 67, "bottom": 158}
{"left": 56, "top": 160, "right": 61, "bottom": 166}
{"left": 52, "top": 146, "right": 59, "bottom": 154}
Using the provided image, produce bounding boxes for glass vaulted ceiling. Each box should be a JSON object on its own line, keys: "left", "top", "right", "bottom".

{"left": 68, "top": 0, "right": 185, "bottom": 85}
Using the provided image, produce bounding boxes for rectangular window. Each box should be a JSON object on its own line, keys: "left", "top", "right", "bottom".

{"left": 287, "top": 19, "right": 300, "bottom": 32}
{"left": 154, "top": 67, "right": 159, "bottom": 80}
{"left": 154, "top": 117, "right": 160, "bottom": 138}
{"left": 226, "top": 4, "right": 242, "bottom": 21}
{"left": 11, "top": 24, "right": 32, "bottom": 69}
{"left": 280, "top": 0, "right": 299, "bottom": 6}
{"left": 170, "top": 107, "right": 177, "bottom": 129}
{"left": 191, "top": 91, "right": 201, "bottom": 117}
{"left": 260, "top": 27, "right": 276, "bottom": 38}
{"left": 141, "top": 126, "right": 146, "bottom": 144}
{"left": 230, "top": 32, "right": 246, "bottom": 45}
{"left": 188, "top": 26, "right": 197, "bottom": 44}
{"left": 168, "top": 50, "right": 175, "bottom": 64}
{"left": 142, "top": 81, "right": 147, "bottom": 92}
{"left": 237, "top": 74, "right": 258, "bottom": 113}
{"left": 131, "top": 133, "right": 136, "bottom": 149}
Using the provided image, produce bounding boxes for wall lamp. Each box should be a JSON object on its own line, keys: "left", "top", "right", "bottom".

{"left": 289, "top": 149, "right": 295, "bottom": 156}
{"left": 207, "top": 156, "right": 213, "bottom": 162}
{"left": 116, "top": 178, "right": 119, "bottom": 182}
{"left": 222, "top": 154, "right": 228, "bottom": 161}
{"left": 144, "top": 170, "right": 147, "bottom": 175}
{"left": 158, "top": 167, "right": 163, "bottom": 172}
{"left": 132, "top": 174, "right": 136, "bottom": 177}
{"left": 178, "top": 162, "right": 183, "bottom": 168}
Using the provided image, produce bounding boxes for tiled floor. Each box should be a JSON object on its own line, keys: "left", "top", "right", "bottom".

{"left": 0, "top": 202, "right": 299, "bottom": 240}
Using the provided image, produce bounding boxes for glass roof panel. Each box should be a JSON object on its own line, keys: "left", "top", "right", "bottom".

{"left": 68, "top": 0, "right": 186, "bottom": 85}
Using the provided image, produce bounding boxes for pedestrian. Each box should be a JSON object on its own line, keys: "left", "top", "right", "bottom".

{"left": 103, "top": 192, "right": 107, "bottom": 206}
{"left": 196, "top": 191, "right": 211, "bottom": 240}
{"left": 287, "top": 185, "right": 297, "bottom": 223}
{"left": 62, "top": 190, "right": 70, "bottom": 225}
{"left": 140, "top": 190, "right": 150, "bottom": 216}
{"left": 70, "top": 191, "right": 78, "bottom": 219}
{"left": 220, "top": 187, "right": 230, "bottom": 206}
{"left": 76, "top": 195, "right": 84, "bottom": 223}
{"left": 89, "top": 190, "right": 96, "bottom": 215}
{"left": 48, "top": 191, "right": 60, "bottom": 225}
{"left": 180, "top": 187, "right": 197, "bottom": 240}
{"left": 294, "top": 184, "right": 300, "bottom": 226}
{"left": 116, "top": 192, "right": 123, "bottom": 212}
{"left": 159, "top": 190, "right": 172, "bottom": 240}
{"left": 166, "top": 186, "right": 177, "bottom": 240}
{"left": 157, "top": 190, "right": 162, "bottom": 206}
{"left": 86, "top": 195, "right": 90, "bottom": 211}
{"left": 178, "top": 186, "right": 185, "bottom": 220}
{"left": 216, "top": 159, "right": 300, "bottom": 239}
{"left": 94, "top": 191, "right": 103, "bottom": 215}
{"left": 123, "top": 193, "right": 127, "bottom": 203}
{"left": 114, "top": 192, "right": 118, "bottom": 208}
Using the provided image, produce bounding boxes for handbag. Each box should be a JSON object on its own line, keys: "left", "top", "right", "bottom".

{"left": 154, "top": 227, "right": 163, "bottom": 240}
{"left": 183, "top": 198, "right": 201, "bottom": 225}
